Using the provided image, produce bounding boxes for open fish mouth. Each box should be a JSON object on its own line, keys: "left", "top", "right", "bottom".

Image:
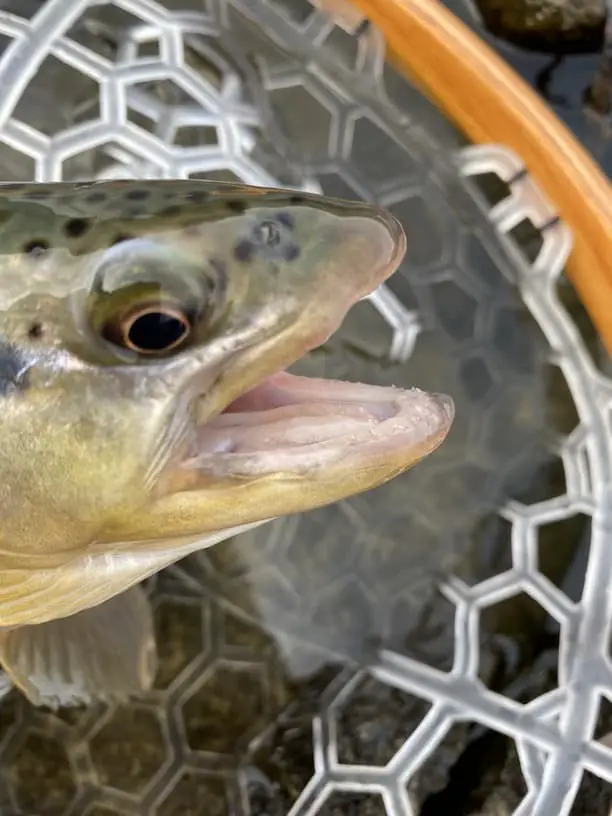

{"left": 185, "top": 369, "right": 454, "bottom": 480}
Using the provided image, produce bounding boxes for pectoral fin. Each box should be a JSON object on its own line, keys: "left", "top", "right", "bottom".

{"left": 0, "top": 520, "right": 270, "bottom": 707}
{"left": 0, "top": 585, "right": 156, "bottom": 708}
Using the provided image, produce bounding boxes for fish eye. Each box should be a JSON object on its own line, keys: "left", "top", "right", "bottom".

{"left": 102, "top": 301, "right": 192, "bottom": 355}
{"left": 84, "top": 238, "right": 230, "bottom": 361}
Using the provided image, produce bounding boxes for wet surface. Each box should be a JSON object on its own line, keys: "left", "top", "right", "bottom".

{"left": 0, "top": 0, "right": 609, "bottom": 814}
{"left": 445, "top": 0, "right": 612, "bottom": 176}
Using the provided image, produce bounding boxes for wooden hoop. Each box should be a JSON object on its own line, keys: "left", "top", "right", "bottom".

{"left": 350, "top": 0, "right": 612, "bottom": 352}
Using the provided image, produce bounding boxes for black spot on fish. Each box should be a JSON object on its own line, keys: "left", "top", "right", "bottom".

{"left": 125, "top": 188, "right": 151, "bottom": 201}
{"left": 24, "top": 239, "right": 50, "bottom": 258}
{"left": 276, "top": 211, "right": 294, "bottom": 229}
{"left": 64, "top": 218, "right": 90, "bottom": 238}
{"left": 0, "top": 342, "right": 28, "bottom": 395}
{"left": 28, "top": 322, "right": 43, "bottom": 340}
{"left": 233, "top": 239, "right": 254, "bottom": 262}
{"left": 226, "top": 199, "right": 246, "bottom": 214}
{"left": 86, "top": 191, "right": 107, "bottom": 204}
{"left": 283, "top": 244, "right": 300, "bottom": 261}
{"left": 288, "top": 195, "right": 306, "bottom": 205}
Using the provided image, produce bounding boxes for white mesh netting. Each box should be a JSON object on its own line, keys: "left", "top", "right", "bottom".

{"left": 0, "top": 2, "right": 610, "bottom": 815}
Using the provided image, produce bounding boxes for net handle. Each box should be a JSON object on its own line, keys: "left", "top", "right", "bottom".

{"left": 349, "top": 0, "right": 612, "bottom": 353}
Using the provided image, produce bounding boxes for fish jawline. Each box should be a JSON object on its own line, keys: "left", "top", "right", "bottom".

{"left": 182, "top": 369, "right": 455, "bottom": 480}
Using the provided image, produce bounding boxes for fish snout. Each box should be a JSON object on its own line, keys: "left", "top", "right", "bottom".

{"left": 334, "top": 205, "right": 406, "bottom": 297}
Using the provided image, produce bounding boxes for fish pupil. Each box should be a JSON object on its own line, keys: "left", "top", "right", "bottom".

{"left": 127, "top": 310, "right": 188, "bottom": 353}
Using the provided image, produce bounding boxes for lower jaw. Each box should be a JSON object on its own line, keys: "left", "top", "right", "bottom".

{"left": 109, "top": 371, "right": 454, "bottom": 545}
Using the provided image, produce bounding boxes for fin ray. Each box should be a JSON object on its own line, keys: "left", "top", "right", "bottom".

{"left": 0, "top": 585, "right": 156, "bottom": 708}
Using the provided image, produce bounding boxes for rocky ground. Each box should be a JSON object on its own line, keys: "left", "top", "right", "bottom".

{"left": 473, "top": 0, "right": 607, "bottom": 53}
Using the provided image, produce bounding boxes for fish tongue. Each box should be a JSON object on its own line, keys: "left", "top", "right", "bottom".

{"left": 0, "top": 586, "right": 156, "bottom": 708}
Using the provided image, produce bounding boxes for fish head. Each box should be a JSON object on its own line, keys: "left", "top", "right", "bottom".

{"left": 0, "top": 180, "right": 452, "bottom": 566}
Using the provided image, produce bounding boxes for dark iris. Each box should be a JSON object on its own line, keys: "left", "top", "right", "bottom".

{"left": 127, "top": 310, "right": 188, "bottom": 353}
{"left": 102, "top": 303, "right": 192, "bottom": 355}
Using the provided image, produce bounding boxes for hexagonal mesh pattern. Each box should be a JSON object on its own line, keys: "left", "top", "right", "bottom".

{"left": 0, "top": 1, "right": 610, "bottom": 815}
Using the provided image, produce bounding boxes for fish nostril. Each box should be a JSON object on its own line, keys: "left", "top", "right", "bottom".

{"left": 254, "top": 221, "right": 281, "bottom": 247}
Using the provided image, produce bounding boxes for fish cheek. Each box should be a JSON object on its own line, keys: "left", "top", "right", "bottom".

{"left": 0, "top": 390, "right": 157, "bottom": 559}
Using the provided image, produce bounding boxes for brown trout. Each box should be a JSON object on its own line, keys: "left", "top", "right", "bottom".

{"left": 0, "top": 179, "right": 453, "bottom": 706}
